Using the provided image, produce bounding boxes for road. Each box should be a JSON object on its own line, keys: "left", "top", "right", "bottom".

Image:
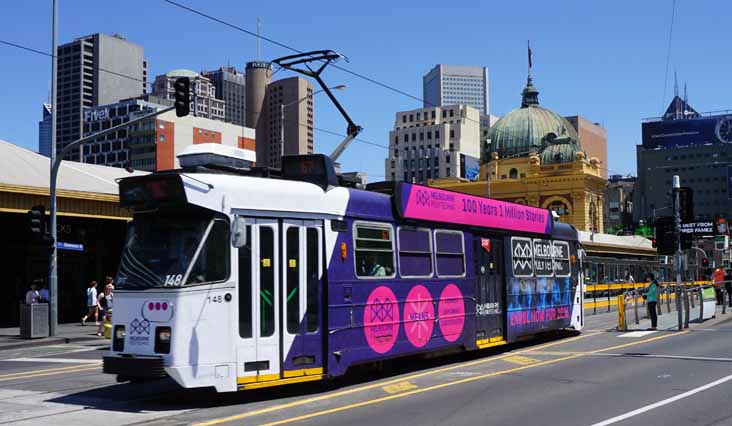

{"left": 1, "top": 313, "right": 732, "bottom": 426}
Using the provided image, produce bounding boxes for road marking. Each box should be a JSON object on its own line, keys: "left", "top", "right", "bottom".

{"left": 589, "top": 371, "right": 732, "bottom": 426}
{"left": 6, "top": 357, "right": 102, "bottom": 364}
{"left": 198, "top": 332, "right": 682, "bottom": 426}
{"left": 503, "top": 355, "right": 539, "bottom": 365}
{"left": 0, "top": 365, "right": 99, "bottom": 382}
{"left": 382, "top": 381, "right": 418, "bottom": 394}
{"left": 619, "top": 331, "right": 657, "bottom": 338}
{"left": 254, "top": 332, "right": 686, "bottom": 426}
{"left": 192, "top": 332, "right": 599, "bottom": 426}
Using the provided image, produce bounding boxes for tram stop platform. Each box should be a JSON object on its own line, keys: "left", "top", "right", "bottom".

{"left": 0, "top": 322, "right": 107, "bottom": 352}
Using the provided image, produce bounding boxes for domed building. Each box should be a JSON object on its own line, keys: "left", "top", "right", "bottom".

{"left": 430, "top": 75, "right": 607, "bottom": 233}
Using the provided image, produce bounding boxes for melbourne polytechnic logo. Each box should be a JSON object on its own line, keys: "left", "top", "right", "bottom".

{"left": 415, "top": 189, "right": 430, "bottom": 206}
{"left": 129, "top": 318, "right": 150, "bottom": 336}
{"left": 511, "top": 238, "right": 534, "bottom": 277}
{"left": 370, "top": 297, "right": 395, "bottom": 322}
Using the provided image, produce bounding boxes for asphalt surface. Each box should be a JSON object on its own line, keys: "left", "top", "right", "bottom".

{"left": 1, "top": 309, "right": 731, "bottom": 426}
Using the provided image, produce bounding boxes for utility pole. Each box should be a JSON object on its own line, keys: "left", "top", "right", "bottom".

{"left": 673, "top": 175, "right": 683, "bottom": 330}
{"left": 49, "top": 0, "right": 58, "bottom": 336}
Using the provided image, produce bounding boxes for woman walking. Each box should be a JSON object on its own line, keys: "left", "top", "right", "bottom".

{"left": 96, "top": 284, "right": 113, "bottom": 336}
{"left": 81, "top": 281, "right": 98, "bottom": 326}
{"left": 645, "top": 273, "right": 659, "bottom": 330}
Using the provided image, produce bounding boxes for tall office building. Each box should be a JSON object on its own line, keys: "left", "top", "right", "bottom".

{"left": 152, "top": 69, "right": 226, "bottom": 122}
{"left": 55, "top": 33, "right": 147, "bottom": 160}
{"left": 202, "top": 66, "right": 246, "bottom": 126}
{"left": 423, "top": 64, "right": 489, "bottom": 115}
{"left": 385, "top": 104, "right": 481, "bottom": 184}
{"left": 38, "top": 104, "right": 52, "bottom": 157}
{"left": 635, "top": 94, "right": 732, "bottom": 222}
{"left": 262, "top": 77, "right": 315, "bottom": 169}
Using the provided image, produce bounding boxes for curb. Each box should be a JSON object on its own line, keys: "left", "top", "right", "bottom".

{"left": 0, "top": 336, "right": 108, "bottom": 352}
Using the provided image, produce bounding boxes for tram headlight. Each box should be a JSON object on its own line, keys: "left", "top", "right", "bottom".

{"left": 113, "top": 325, "right": 125, "bottom": 352}
{"left": 155, "top": 326, "right": 172, "bottom": 354}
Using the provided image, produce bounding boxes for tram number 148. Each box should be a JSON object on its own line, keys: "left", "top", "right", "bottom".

{"left": 164, "top": 274, "right": 183, "bottom": 286}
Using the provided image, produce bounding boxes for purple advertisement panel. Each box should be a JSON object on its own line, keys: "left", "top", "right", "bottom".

{"left": 397, "top": 183, "right": 552, "bottom": 235}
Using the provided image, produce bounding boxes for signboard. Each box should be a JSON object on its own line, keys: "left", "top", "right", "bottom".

{"left": 641, "top": 114, "right": 732, "bottom": 149}
{"left": 680, "top": 222, "right": 714, "bottom": 236}
{"left": 459, "top": 154, "right": 480, "bottom": 181}
{"left": 84, "top": 108, "right": 110, "bottom": 123}
{"left": 553, "top": 241, "right": 571, "bottom": 276}
{"left": 396, "top": 183, "right": 552, "bottom": 235}
{"left": 511, "top": 238, "right": 533, "bottom": 277}
{"left": 57, "top": 242, "right": 84, "bottom": 252}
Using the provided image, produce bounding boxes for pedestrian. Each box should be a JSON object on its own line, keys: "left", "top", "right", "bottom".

{"left": 725, "top": 269, "right": 732, "bottom": 308}
{"left": 96, "top": 284, "right": 113, "bottom": 337}
{"left": 713, "top": 267, "right": 725, "bottom": 305}
{"left": 81, "top": 281, "right": 98, "bottom": 326}
{"left": 105, "top": 276, "right": 114, "bottom": 291}
{"left": 644, "top": 273, "right": 659, "bottom": 330}
{"left": 24, "top": 282, "right": 40, "bottom": 305}
{"left": 38, "top": 281, "right": 49, "bottom": 303}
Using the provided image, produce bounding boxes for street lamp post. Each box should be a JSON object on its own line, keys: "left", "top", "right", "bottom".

{"left": 279, "top": 85, "right": 346, "bottom": 162}
{"left": 49, "top": 0, "right": 58, "bottom": 335}
{"left": 47, "top": 105, "right": 176, "bottom": 334}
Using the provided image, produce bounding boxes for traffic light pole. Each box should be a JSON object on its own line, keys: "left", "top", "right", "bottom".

{"left": 673, "top": 175, "right": 683, "bottom": 331}
{"left": 48, "top": 104, "right": 174, "bottom": 335}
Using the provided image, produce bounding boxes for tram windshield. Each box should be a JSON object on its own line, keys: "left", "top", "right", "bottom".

{"left": 116, "top": 211, "right": 229, "bottom": 289}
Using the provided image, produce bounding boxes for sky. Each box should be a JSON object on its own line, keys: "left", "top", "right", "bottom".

{"left": 1, "top": 0, "right": 732, "bottom": 180}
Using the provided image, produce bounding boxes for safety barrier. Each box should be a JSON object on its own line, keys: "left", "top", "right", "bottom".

{"left": 584, "top": 280, "right": 712, "bottom": 313}
{"left": 616, "top": 281, "right": 729, "bottom": 331}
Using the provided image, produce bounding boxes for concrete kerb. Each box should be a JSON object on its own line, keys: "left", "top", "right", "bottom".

{"left": 0, "top": 335, "right": 104, "bottom": 352}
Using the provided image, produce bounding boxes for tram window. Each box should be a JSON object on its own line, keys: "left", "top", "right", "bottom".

{"left": 305, "top": 228, "right": 319, "bottom": 332}
{"left": 260, "top": 227, "right": 275, "bottom": 337}
{"left": 238, "top": 226, "right": 252, "bottom": 339}
{"left": 398, "top": 227, "right": 433, "bottom": 278}
{"left": 435, "top": 230, "right": 465, "bottom": 277}
{"left": 354, "top": 223, "right": 395, "bottom": 278}
{"left": 186, "top": 219, "right": 230, "bottom": 285}
{"left": 286, "top": 227, "right": 300, "bottom": 334}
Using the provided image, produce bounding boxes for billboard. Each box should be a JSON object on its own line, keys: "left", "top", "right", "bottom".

{"left": 459, "top": 154, "right": 480, "bottom": 181}
{"left": 396, "top": 183, "right": 552, "bottom": 235}
{"left": 641, "top": 114, "right": 732, "bottom": 149}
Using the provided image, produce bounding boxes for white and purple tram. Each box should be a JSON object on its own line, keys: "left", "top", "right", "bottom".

{"left": 103, "top": 154, "right": 584, "bottom": 392}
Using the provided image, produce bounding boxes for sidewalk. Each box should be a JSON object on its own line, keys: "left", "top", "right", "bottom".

{"left": 0, "top": 322, "right": 108, "bottom": 351}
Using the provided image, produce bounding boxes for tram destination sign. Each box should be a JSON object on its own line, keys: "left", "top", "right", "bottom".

{"left": 396, "top": 183, "right": 552, "bottom": 235}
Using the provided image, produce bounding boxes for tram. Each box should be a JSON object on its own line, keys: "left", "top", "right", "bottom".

{"left": 103, "top": 152, "right": 584, "bottom": 392}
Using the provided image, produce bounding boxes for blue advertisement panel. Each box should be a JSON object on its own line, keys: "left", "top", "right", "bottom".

{"left": 459, "top": 154, "right": 480, "bottom": 181}
{"left": 641, "top": 114, "right": 732, "bottom": 149}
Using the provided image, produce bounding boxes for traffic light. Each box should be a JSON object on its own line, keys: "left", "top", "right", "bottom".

{"left": 28, "top": 205, "right": 45, "bottom": 237}
{"left": 650, "top": 238, "right": 657, "bottom": 248}
{"left": 676, "top": 187, "right": 694, "bottom": 222}
{"left": 702, "top": 258, "right": 710, "bottom": 268}
{"left": 173, "top": 77, "right": 190, "bottom": 117}
{"left": 655, "top": 216, "right": 676, "bottom": 255}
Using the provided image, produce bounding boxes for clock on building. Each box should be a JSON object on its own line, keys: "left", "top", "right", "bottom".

{"left": 715, "top": 117, "right": 732, "bottom": 143}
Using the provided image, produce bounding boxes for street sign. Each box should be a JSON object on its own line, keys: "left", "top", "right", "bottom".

{"left": 57, "top": 242, "right": 84, "bottom": 252}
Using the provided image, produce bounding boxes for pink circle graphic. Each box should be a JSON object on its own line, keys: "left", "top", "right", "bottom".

{"left": 404, "top": 285, "right": 434, "bottom": 348}
{"left": 364, "top": 286, "right": 399, "bottom": 354}
{"left": 438, "top": 284, "right": 465, "bottom": 342}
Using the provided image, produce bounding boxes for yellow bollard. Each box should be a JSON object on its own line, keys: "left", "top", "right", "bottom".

{"left": 617, "top": 295, "right": 627, "bottom": 331}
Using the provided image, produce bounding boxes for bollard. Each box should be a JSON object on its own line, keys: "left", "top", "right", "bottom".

{"left": 634, "top": 289, "right": 640, "bottom": 325}
{"left": 607, "top": 287, "right": 611, "bottom": 313}
{"left": 690, "top": 286, "right": 695, "bottom": 308}
{"left": 617, "top": 295, "right": 627, "bottom": 331}
{"left": 593, "top": 289, "right": 597, "bottom": 315}
{"left": 723, "top": 288, "right": 727, "bottom": 315}
{"left": 676, "top": 288, "right": 683, "bottom": 331}
{"left": 683, "top": 287, "right": 690, "bottom": 329}
{"left": 699, "top": 287, "right": 704, "bottom": 321}
{"left": 666, "top": 287, "right": 672, "bottom": 314}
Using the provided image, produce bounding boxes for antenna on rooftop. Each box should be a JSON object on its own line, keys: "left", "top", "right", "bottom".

{"left": 256, "top": 17, "right": 261, "bottom": 61}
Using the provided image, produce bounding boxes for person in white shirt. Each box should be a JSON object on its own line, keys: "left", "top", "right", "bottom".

{"left": 81, "top": 281, "right": 99, "bottom": 326}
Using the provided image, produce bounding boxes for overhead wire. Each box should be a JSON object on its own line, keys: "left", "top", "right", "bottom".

{"left": 661, "top": 0, "right": 677, "bottom": 111}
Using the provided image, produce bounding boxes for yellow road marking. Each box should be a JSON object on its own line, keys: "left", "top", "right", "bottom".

{"left": 0, "top": 365, "right": 99, "bottom": 382}
{"left": 255, "top": 331, "right": 688, "bottom": 426}
{"left": 382, "top": 381, "right": 418, "bottom": 394}
{"left": 192, "top": 331, "right": 599, "bottom": 426}
{"left": 504, "top": 355, "right": 539, "bottom": 366}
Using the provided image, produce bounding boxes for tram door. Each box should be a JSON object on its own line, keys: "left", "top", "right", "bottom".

{"left": 281, "top": 220, "right": 323, "bottom": 377}
{"left": 474, "top": 237, "right": 505, "bottom": 342}
{"left": 236, "top": 218, "right": 281, "bottom": 383}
